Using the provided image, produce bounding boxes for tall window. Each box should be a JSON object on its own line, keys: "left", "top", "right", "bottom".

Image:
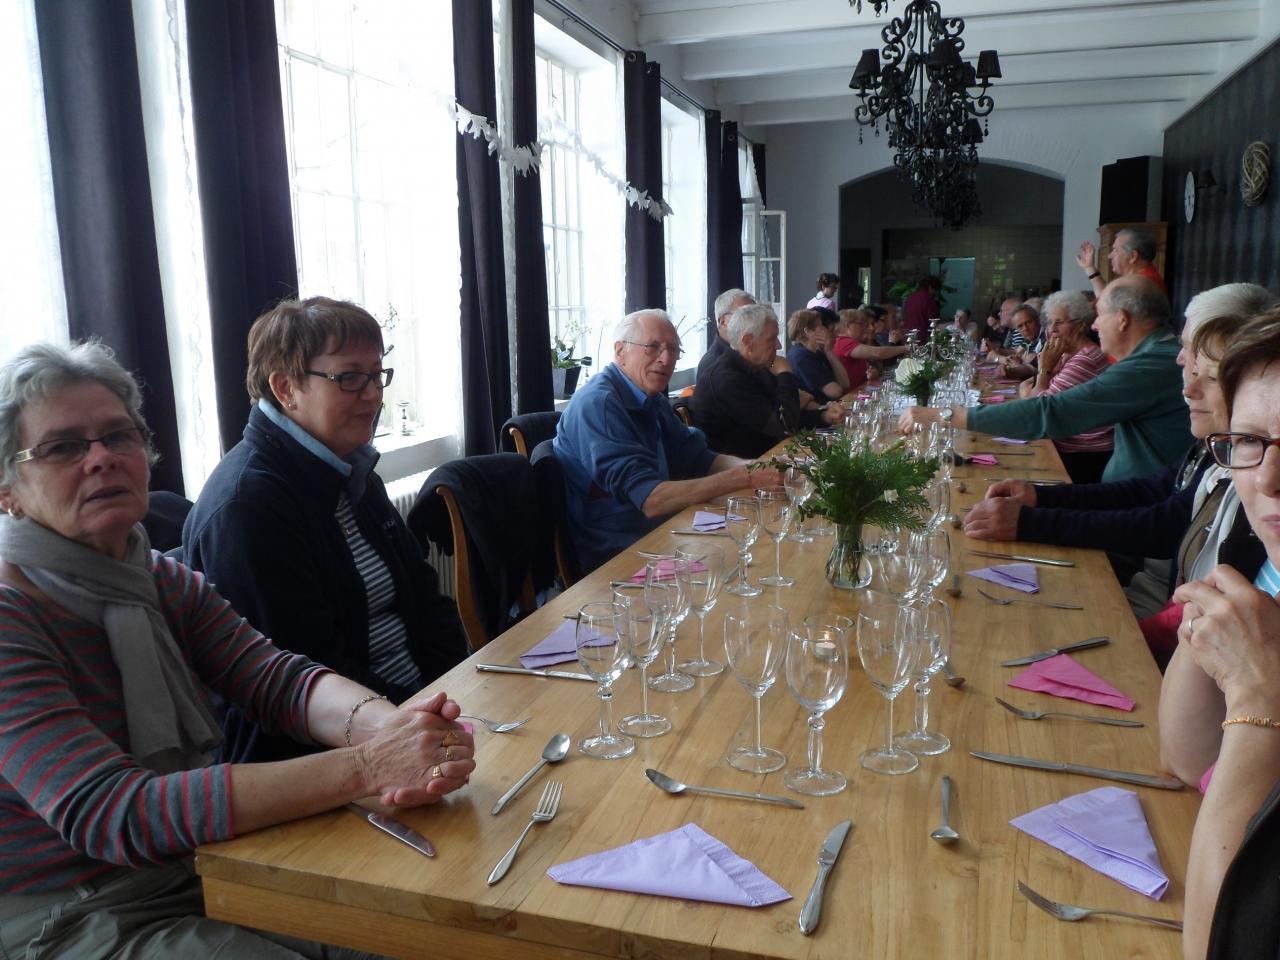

{"left": 661, "top": 98, "right": 706, "bottom": 372}
{"left": 276, "top": 0, "right": 461, "bottom": 461}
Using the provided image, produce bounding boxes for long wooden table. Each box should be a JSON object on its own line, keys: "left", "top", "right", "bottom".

{"left": 197, "top": 433, "right": 1199, "bottom": 959}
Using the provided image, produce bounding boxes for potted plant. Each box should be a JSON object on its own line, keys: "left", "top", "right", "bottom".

{"left": 895, "top": 354, "right": 954, "bottom": 407}
{"left": 551, "top": 320, "right": 592, "bottom": 399}
{"left": 765, "top": 432, "right": 937, "bottom": 589}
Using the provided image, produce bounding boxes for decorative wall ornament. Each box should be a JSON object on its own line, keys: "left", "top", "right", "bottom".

{"left": 1241, "top": 141, "right": 1270, "bottom": 207}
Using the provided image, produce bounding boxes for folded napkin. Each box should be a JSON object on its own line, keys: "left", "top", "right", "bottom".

{"left": 981, "top": 395, "right": 1007, "bottom": 404}
{"left": 520, "top": 619, "right": 610, "bottom": 669}
{"left": 1008, "top": 653, "right": 1136, "bottom": 711}
{"left": 630, "top": 558, "right": 708, "bottom": 583}
{"left": 991, "top": 385, "right": 1019, "bottom": 392}
{"left": 1011, "top": 787, "right": 1169, "bottom": 899}
{"left": 548, "top": 823, "right": 790, "bottom": 907}
{"left": 965, "top": 453, "right": 998, "bottom": 465}
{"left": 693, "top": 510, "right": 729, "bottom": 531}
{"left": 967, "top": 562, "right": 1039, "bottom": 593}
{"left": 992, "top": 437, "right": 1029, "bottom": 445}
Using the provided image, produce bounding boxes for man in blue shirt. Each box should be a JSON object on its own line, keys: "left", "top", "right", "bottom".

{"left": 554, "top": 308, "right": 778, "bottom": 571}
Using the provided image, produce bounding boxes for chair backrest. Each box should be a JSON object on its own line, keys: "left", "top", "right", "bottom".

{"left": 144, "top": 491, "right": 194, "bottom": 554}
{"left": 672, "top": 398, "right": 695, "bottom": 427}
{"left": 530, "top": 438, "right": 581, "bottom": 590}
{"left": 500, "top": 411, "right": 562, "bottom": 458}
{"left": 406, "top": 454, "right": 539, "bottom": 650}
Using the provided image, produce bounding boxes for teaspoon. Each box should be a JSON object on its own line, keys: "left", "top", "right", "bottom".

{"left": 645, "top": 768, "right": 805, "bottom": 809}
{"left": 491, "top": 733, "right": 570, "bottom": 815}
{"left": 930, "top": 776, "right": 959, "bottom": 845}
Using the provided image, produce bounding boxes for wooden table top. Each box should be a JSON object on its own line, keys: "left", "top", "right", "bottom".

{"left": 197, "top": 432, "right": 1198, "bottom": 960}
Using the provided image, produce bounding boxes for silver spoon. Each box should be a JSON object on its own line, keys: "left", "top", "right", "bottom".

{"left": 457, "top": 714, "right": 531, "bottom": 734}
{"left": 490, "top": 733, "right": 570, "bottom": 815}
{"left": 645, "top": 768, "right": 805, "bottom": 809}
{"left": 941, "top": 659, "right": 966, "bottom": 688}
{"left": 930, "top": 775, "right": 959, "bottom": 845}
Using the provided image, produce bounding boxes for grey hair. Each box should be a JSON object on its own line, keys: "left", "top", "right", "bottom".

{"left": 1013, "top": 303, "right": 1041, "bottom": 324}
{"left": 727, "top": 303, "right": 777, "bottom": 350}
{"left": 0, "top": 340, "right": 156, "bottom": 486}
{"left": 1106, "top": 277, "right": 1171, "bottom": 328}
{"left": 714, "top": 288, "right": 754, "bottom": 321}
{"left": 1041, "top": 290, "right": 1093, "bottom": 326}
{"left": 1183, "top": 282, "right": 1279, "bottom": 343}
{"left": 1116, "top": 228, "right": 1157, "bottom": 263}
{"left": 614, "top": 308, "right": 673, "bottom": 346}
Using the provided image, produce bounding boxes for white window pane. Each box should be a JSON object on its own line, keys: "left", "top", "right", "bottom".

{"left": 315, "top": 0, "right": 351, "bottom": 68}
{"left": 295, "top": 190, "right": 329, "bottom": 292}
{"left": 289, "top": 58, "right": 323, "bottom": 192}
{"left": 281, "top": 0, "right": 317, "bottom": 55}
{"left": 318, "top": 68, "right": 352, "bottom": 195}
{"left": 359, "top": 200, "right": 388, "bottom": 310}
{"left": 323, "top": 195, "right": 358, "bottom": 296}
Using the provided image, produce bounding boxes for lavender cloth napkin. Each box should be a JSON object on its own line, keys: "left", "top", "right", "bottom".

{"left": 1011, "top": 787, "right": 1169, "bottom": 899}
{"left": 691, "top": 510, "right": 744, "bottom": 531}
{"left": 547, "top": 823, "right": 791, "bottom": 907}
{"left": 519, "top": 619, "right": 609, "bottom": 669}
{"left": 967, "top": 562, "right": 1039, "bottom": 593}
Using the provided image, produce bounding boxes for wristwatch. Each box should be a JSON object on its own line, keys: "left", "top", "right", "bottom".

{"left": 938, "top": 407, "right": 953, "bottom": 422}
{"left": 1087, "top": 270, "right": 1101, "bottom": 280}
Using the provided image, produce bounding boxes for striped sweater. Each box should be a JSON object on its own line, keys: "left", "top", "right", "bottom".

{"left": 0, "top": 554, "right": 326, "bottom": 893}
{"left": 1041, "top": 344, "right": 1115, "bottom": 453}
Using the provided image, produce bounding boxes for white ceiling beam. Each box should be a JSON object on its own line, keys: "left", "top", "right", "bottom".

{"left": 638, "top": 0, "right": 1256, "bottom": 46}
{"left": 680, "top": 6, "right": 1257, "bottom": 80}
{"left": 713, "top": 43, "right": 1230, "bottom": 105}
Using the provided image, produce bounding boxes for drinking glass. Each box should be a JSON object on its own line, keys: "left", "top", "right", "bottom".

{"left": 784, "top": 619, "right": 849, "bottom": 796}
{"left": 924, "top": 478, "right": 951, "bottom": 532}
{"left": 784, "top": 464, "right": 815, "bottom": 544}
{"left": 756, "top": 488, "right": 794, "bottom": 587}
{"left": 676, "top": 546, "right": 725, "bottom": 677}
{"left": 875, "top": 533, "right": 923, "bottom": 602}
{"left": 575, "top": 601, "right": 635, "bottom": 759}
{"left": 725, "top": 494, "right": 761, "bottom": 597}
{"left": 910, "top": 527, "right": 950, "bottom": 598}
{"left": 856, "top": 597, "right": 923, "bottom": 775}
{"left": 894, "top": 596, "right": 953, "bottom": 755}
{"left": 723, "top": 601, "right": 788, "bottom": 773}
{"left": 614, "top": 582, "right": 674, "bottom": 738}
{"left": 647, "top": 561, "right": 695, "bottom": 693}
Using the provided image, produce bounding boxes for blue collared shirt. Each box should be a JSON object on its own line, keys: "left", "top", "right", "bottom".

{"left": 552, "top": 364, "right": 717, "bottom": 571}
{"left": 257, "top": 398, "right": 380, "bottom": 502}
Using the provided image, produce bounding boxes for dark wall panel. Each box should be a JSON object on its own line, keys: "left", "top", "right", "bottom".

{"left": 1162, "top": 38, "right": 1280, "bottom": 317}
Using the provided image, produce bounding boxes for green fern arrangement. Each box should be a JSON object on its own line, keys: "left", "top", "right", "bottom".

{"left": 896, "top": 356, "right": 955, "bottom": 407}
{"left": 765, "top": 432, "right": 937, "bottom": 530}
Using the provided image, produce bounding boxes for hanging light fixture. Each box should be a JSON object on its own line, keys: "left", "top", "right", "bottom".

{"left": 848, "top": 0, "right": 893, "bottom": 14}
{"left": 848, "top": 0, "right": 1001, "bottom": 227}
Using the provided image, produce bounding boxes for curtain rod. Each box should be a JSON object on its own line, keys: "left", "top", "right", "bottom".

{"left": 540, "top": 0, "right": 711, "bottom": 115}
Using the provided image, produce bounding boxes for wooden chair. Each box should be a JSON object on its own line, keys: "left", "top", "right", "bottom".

{"left": 500, "top": 411, "right": 562, "bottom": 458}
{"left": 673, "top": 398, "right": 695, "bottom": 427}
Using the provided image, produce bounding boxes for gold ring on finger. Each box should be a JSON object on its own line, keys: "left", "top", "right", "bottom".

{"left": 431, "top": 765, "right": 443, "bottom": 780}
{"left": 444, "top": 746, "right": 455, "bottom": 762}
{"left": 442, "top": 730, "right": 459, "bottom": 747}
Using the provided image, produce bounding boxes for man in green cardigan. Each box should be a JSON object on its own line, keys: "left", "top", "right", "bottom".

{"left": 899, "top": 276, "right": 1189, "bottom": 483}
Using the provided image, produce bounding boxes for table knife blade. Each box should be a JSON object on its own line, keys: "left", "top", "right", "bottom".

{"left": 968, "top": 550, "right": 1075, "bottom": 567}
{"left": 799, "top": 819, "right": 853, "bottom": 935}
{"left": 1001, "top": 635, "right": 1111, "bottom": 666}
{"left": 475, "top": 663, "right": 595, "bottom": 681}
{"left": 346, "top": 804, "right": 436, "bottom": 857}
{"left": 969, "top": 751, "right": 1184, "bottom": 790}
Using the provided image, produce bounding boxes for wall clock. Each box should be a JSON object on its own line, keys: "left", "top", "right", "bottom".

{"left": 1184, "top": 170, "right": 1196, "bottom": 223}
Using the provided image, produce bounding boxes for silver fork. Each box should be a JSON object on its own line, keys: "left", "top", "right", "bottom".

{"left": 976, "top": 587, "right": 1083, "bottom": 610}
{"left": 995, "top": 697, "right": 1144, "bottom": 727}
{"left": 457, "top": 714, "right": 531, "bottom": 734}
{"left": 487, "top": 781, "right": 563, "bottom": 885}
{"left": 1018, "top": 881, "right": 1183, "bottom": 930}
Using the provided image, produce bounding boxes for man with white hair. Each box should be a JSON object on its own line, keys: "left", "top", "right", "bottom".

{"left": 553, "top": 308, "right": 777, "bottom": 571}
{"left": 696, "top": 288, "right": 755, "bottom": 384}
{"left": 692, "top": 303, "right": 841, "bottom": 458}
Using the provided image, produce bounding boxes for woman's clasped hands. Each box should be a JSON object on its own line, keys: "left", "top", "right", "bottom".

{"left": 358, "top": 691, "right": 477, "bottom": 808}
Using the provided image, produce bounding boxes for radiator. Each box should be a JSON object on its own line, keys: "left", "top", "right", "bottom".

{"left": 386, "top": 470, "right": 457, "bottom": 600}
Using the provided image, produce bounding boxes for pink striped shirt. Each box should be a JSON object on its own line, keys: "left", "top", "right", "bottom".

{"left": 1042, "top": 343, "right": 1115, "bottom": 453}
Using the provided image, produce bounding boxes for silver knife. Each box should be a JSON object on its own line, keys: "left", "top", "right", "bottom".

{"left": 475, "top": 663, "right": 595, "bottom": 681}
{"left": 799, "top": 819, "right": 853, "bottom": 935}
{"left": 346, "top": 804, "right": 436, "bottom": 857}
{"left": 1001, "top": 635, "right": 1111, "bottom": 666}
{"left": 669, "top": 528, "right": 728, "bottom": 536}
{"left": 968, "top": 549, "right": 1075, "bottom": 567}
{"left": 969, "top": 751, "right": 1184, "bottom": 790}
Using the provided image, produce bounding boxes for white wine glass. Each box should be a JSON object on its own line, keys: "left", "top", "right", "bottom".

{"left": 784, "top": 464, "right": 815, "bottom": 544}
{"left": 646, "top": 561, "right": 695, "bottom": 694}
{"left": 725, "top": 494, "right": 761, "bottom": 597}
{"left": 757, "top": 487, "right": 794, "bottom": 588}
{"left": 925, "top": 477, "right": 951, "bottom": 532}
{"left": 875, "top": 533, "right": 923, "bottom": 602}
{"left": 614, "top": 584, "right": 673, "bottom": 738}
{"left": 575, "top": 601, "right": 635, "bottom": 760}
{"left": 676, "top": 546, "right": 725, "bottom": 677}
{"left": 856, "top": 596, "right": 923, "bottom": 775}
{"left": 894, "top": 595, "right": 952, "bottom": 756}
{"left": 910, "top": 527, "right": 950, "bottom": 599}
{"left": 723, "top": 601, "right": 788, "bottom": 773}
{"left": 784, "top": 619, "right": 849, "bottom": 796}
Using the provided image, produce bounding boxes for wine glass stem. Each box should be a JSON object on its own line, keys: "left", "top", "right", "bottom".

{"left": 639, "top": 663, "right": 651, "bottom": 716}
{"left": 598, "top": 682, "right": 614, "bottom": 737}
{"left": 753, "top": 695, "right": 765, "bottom": 753}
{"left": 696, "top": 613, "right": 707, "bottom": 659}
{"left": 807, "top": 711, "right": 825, "bottom": 773}
{"left": 774, "top": 538, "right": 783, "bottom": 579}
{"left": 738, "top": 548, "right": 749, "bottom": 588}
{"left": 666, "top": 627, "right": 678, "bottom": 674}
{"left": 885, "top": 695, "right": 896, "bottom": 754}
{"left": 915, "top": 676, "right": 932, "bottom": 735}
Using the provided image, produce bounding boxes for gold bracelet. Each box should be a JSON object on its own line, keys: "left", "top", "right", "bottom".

{"left": 345, "top": 694, "right": 389, "bottom": 746}
{"left": 1221, "top": 715, "right": 1280, "bottom": 730}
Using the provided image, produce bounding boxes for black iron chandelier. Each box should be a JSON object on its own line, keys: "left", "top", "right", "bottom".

{"left": 848, "top": 0, "right": 1000, "bottom": 228}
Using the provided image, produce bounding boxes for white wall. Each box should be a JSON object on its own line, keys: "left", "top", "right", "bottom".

{"left": 766, "top": 103, "right": 1170, "bottom": 315}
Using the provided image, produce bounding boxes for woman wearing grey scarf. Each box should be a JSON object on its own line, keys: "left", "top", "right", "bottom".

{"left": 0, "top": 341, "right": 476, "bottom": 959}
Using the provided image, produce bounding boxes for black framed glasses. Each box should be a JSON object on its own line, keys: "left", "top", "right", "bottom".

{"left": 1206, "top": 432, "right": 1280, "bottom": 469}
{"left": 305, "top": 368, "right": 394, "bottom": 392}
{"left": 13, "top": 426, "right": 150, "bottom": 466}
{"left": 622, "top": 340, "right": 684, "bottom": 359}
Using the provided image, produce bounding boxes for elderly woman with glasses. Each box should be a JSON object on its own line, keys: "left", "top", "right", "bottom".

{"left": 184, "top": 297, "right": 467, "bottom": 764}
{"left": 0, "top": 340, "right": 474, "bottom": 957}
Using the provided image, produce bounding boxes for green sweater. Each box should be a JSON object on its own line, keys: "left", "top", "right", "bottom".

{"left": 967, "top": 328, "right": 1190, "bottom": 483}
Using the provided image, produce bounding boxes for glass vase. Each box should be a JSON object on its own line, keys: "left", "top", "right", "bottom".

{"left": 826, "top": 522, "right": 873, "bottom": 590}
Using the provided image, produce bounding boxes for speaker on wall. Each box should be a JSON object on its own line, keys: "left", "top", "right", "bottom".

{"left": 1098, "top": 155, "right": 1163, "bottom": 224}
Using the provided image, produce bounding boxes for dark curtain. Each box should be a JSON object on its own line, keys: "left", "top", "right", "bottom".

{"left": 510, "top": 0, "right": 554, "bottom": 414}
{"left": 185, "top": 0, "right": 298, "bottom": 455}
{"left": 35, "top": 0, "right": 185, "bottom": 494}
{"left": 623, "top": 52, "right": 666, "bottom": 314}
{"left": 454, "top": 0, "right": 512, "bottom": 455}
{"left": 719, "top": 121, "right": 745, "bottom": 293}
{"left": 752, "top": 142, "right": 768, "bottom": 206}
{"left": 704, "top": 109, "right": 723, "bottom": 347}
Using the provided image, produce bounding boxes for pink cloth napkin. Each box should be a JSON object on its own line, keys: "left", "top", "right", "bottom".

{"left": 966, "top": 453, "right": 998, "bottom": 465}
{"left": 548, "top": 823, "right": 790, "bottom": 907}
{"left": 1009, "top": 654, "right": 1136, "bottom": 711}
{"left": 967, "top": 562, "right": 1039, "bottom": 593}
{"left": 520, "top": 619, "right": 609, "bottom": 669}
{"left": 992, "top": 437, "right": 1029, "bottom": 445}
{"left": 1011, "top": 787, "right": 1169, "bottom": 899}
{"left": 990, "top": 387, "right": 1018, "bottom": 394}
{"left": 630, "top": 558, "right": 708, "bottom": 583}
{"left": 981, "top": 395, "right": 1007, "bottom": 404}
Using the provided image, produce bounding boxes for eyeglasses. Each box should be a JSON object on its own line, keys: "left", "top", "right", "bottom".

{"left": 305, "top": 368, "right": 394, "bottom": 392}
{"left": 622, "top": 340, "right": 684, "bottom": 359}
{"left": 13, "top": 426, "right": 150, "bottom": 466}
{"left": 1207, "top": 432, "right": 1280, "bottom": 469}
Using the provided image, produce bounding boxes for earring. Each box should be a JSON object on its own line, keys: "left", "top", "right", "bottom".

{"left": 288, "top": 402, "right": 298, "bottom": 410}
{"left": 4, "top": 505, "right": 22, "bottom": 519}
